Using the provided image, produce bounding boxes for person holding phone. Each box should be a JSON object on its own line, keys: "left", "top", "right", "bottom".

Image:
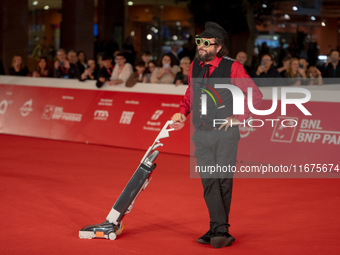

{"left": 54, "top": 49, "right": 79, "bottom": 79}
{"left": 251, "top": 54, "right": 283, "bottom": 86}
{"left": 150, "top": 53, "right": 180, "bottom": 84}
{"left": 299, "top": 58, "right": 309, "bottom": 76}
{"left": 284, "top": 57, "right": 307, "bottom": 86}
{"left": 307, "top": 66, "right": 323, "bottom": 85}
{"left": 252, "top": 54, "right": 279, "bottom": 77}
{"left": 277, "top": 56, "right": 291, "bottom": 77}
{"left": 79, "top": 59, "right": 98, "bottom": 81}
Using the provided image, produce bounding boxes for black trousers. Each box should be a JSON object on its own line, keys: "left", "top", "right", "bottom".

{"left": 192, "top": 126, "right": 240, "bottom": 234}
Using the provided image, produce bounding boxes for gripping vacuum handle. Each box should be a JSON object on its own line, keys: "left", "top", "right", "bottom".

{"left": 155, "top": 120, "right": 175, "bottom": 142}
{"left": 141, "top": 120, "right": 176, "bottom": 164}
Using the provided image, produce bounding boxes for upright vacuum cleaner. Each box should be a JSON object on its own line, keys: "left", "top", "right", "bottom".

{"left": 79, "top": 120, "right": 179, "bottom": 240}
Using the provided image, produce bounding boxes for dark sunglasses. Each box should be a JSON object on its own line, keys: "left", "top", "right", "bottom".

{"left": 195, "top": 37, "right": 217, "bottom": 48}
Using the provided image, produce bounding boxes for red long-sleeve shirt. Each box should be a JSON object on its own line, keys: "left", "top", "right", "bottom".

{"left": 179, "top": 56, "right": 263, "bottom": 122}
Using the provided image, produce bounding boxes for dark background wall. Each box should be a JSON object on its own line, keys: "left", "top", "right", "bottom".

{"left": 0, "top": 0, "right": 125, "bottom": 74}
{"left": 1, "top": 0, "right": 28, "bottom": 73}
{"left": 61, "top": 0, "right": 94, "bottom": 56}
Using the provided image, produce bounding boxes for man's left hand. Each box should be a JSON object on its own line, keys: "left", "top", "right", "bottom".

{"left": 218, "top": 117, "right": 241, "bottom": 131}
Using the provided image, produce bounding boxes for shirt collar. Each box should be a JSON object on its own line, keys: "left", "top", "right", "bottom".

{"left": 199, "top": 56, "right": 222, "bottom": 68}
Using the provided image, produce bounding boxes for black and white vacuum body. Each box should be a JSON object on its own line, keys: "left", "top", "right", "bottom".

{"left": 79, "top": 120, "right": 177, "bottom": 240}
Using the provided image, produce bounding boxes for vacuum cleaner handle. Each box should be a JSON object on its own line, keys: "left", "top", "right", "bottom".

{"left": 141, "top": 120, "right": 175, "bottom": 164}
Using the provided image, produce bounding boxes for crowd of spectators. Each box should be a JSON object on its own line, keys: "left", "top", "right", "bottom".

{"left": 236, "top": 48, "right": 340, "bottom": 86}
{"left": 1, "top": 41, "right": 339, "bottom": 88}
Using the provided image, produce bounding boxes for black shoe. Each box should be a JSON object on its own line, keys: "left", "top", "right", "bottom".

{"left": 210, "top": 232, "right": 235, "bottom": 248}
{"left": 197, "top": 230, "right": 213, "bottom": 244}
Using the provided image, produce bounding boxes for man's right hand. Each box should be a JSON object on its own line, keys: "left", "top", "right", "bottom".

{"left": 256, "top": 65, "right": 265, "bottom": 76}
{"left": 172, "top": 113, "right": 187, "bottom": 123}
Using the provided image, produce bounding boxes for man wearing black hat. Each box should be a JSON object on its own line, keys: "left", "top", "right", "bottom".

{"left": 172, "top": 22, "right": 262, "bottom": 249}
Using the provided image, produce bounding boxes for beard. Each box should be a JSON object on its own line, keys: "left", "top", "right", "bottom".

{"left": 196, "top": 47, "right": 217, "bottom": 62}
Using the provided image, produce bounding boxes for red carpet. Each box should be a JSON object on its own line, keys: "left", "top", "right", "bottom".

{"left": 1, "top": 134, "right": 339, "bottom": 255}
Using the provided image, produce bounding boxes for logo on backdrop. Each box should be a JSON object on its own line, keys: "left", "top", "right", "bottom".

{"left": 98, "top": 98, "right": 113, "bottom": 106}
{"left": 271, "top": 117, "right": 299, "bottom": 143}
{"left": 94, "top": 110, "right": 109, "bottom": 121}
{"left": 20, "top": 99, "right": 33, "bottom": 117}
{"left": 125, "top": 100, "right": 139, "bottom": 105}
{"left": 142, "top": 110, "right": 163, "bottom": 132}
{"left": 62, "top": 95, "right": 74, "bottom": 100}
{"left": 0, "top": 100, "right": 9, "bottom": 115}
{"left": 237, "top": 116, "right": 256, "bottom": 138}
{"left": 200, "top": 85, "right": 311, "bottom": 117}
{"left": 41, "top": 105, "right": 54, "bottom": 119}
{"left": 151, "top": 110, "right": 164, "bottom": 120}
{"left": 296, "top": 119, "right": 340, "bottom": 145}
{"left": 239, "top": 126, "right": 257, "bottom": 138}
{"left": 161, "top": 103, "right": 179, "bottom": 108}
{"left": 41, "top": 105, "right": 82, "bottom": 122}
{"left": 119, "top": 111, "right": 134, "bottom": 124}
{"left": 270, "top": 117, "right": 340, "bottom": 145}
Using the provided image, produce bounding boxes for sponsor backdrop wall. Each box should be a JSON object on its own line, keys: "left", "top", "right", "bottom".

{"left": 0, "top": 77, "right": 339, "bottom": 168}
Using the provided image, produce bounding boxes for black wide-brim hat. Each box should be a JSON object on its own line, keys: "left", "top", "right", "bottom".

{"left": 197, "top": 21, "right": 228, "bottom": 43}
